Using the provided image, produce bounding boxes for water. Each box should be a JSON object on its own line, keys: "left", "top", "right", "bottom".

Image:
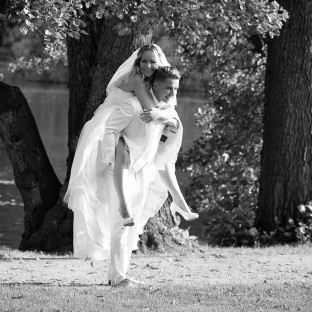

{"left": 0, "top": 82, "right": 205, "bottom": 249}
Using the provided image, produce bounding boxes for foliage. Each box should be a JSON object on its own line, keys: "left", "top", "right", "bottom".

{"left": 7, "top": 56, "right": 55, "bottom": 74}
{"left": 168, "top": 226, "right": 198, "bottom": 246}
{"left": 177, "top": 27, "right": 265, "bottom": 246}
{"left": 4, "top": 0, "right": 288, "bottom": 71}
{"left": 179, "top": 54, "right": 312, "bottom": 247}
{"left": 169, "top": 0, "right": 288, "bottom": 74}
{"left": 243, "top": 203, "right": 312, "bottom": 245}
{"left": 296, "top": 203, "right": 312, "bottom": 243}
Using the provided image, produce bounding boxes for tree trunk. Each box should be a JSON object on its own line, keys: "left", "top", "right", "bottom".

{"left": 256, "top": 0, "right": 312, "bottom": 237}
{"left": 0, "top": 82, "right": 63, "bottom": 250}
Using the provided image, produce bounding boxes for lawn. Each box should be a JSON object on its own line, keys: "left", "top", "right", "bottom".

{"left": 1, "top": 245, "right": 311, "bottom": 311}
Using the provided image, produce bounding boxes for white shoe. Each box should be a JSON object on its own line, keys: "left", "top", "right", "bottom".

{"left": 170, "top": 202, "right": 199, "bottom": 221}
{"left": 108, "top": 277, "right": 144, "bottom": 286}
{"left": 122, "top": 217, "right": 134, "bottom": 227}
{"left": 112, "top": 278, "right": 137, "bottom": 288}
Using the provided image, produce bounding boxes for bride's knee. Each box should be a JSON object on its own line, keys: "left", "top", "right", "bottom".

{"left": 115, "top": 138, "right": 129, "bottom": 167}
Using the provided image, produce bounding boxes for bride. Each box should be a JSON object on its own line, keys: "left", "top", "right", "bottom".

{"left": 64, "top": 44, "right": 198, "bottom": 287}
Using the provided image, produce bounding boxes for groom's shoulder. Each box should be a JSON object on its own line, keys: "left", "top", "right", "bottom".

{"left": 122, "top": 96, "right": 142, "bottom": 113}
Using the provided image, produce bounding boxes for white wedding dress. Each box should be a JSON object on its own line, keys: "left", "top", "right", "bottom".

{"left": 64, "top": 87, "right": 183, "bottom": 260}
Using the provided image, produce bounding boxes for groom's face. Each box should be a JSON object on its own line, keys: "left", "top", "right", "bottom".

{"left": 152, "top": 78, "right": 180, "bottom": 103}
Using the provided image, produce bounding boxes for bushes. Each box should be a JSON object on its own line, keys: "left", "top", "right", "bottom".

{"left": 177, "top": 33, "right": 266, "bottom": 246}
{"left": 177, "top": 29, "right": 312, "bottom": 246}
{"left": 178, "top": 82, "right": 312, "bottom": 245}
{"left": 177, "top": 70, "right": 263, "bottom": 246}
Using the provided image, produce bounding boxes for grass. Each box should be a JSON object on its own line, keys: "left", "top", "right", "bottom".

{"left": 0, "top": 249, "right": 75, "bottom": 260}
{"left": 0, "top": 283, "right": 311, "bottom": 312}
{"left": 1, "top": 245, "right": 312, "bottom": 311}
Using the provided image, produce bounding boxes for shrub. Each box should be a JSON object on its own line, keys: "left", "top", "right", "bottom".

{"left": 177, "top": 40, "right": 264, "bottom": 246}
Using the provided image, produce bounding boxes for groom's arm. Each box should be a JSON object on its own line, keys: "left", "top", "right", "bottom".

{"left": 140, "top": 107, "right": 180, "bottom": 128}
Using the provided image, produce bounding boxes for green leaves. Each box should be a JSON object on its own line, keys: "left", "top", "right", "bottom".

{"left": 176, "top": 27, "right": 266, "bottom": 246}
{"left": 7, "top": 0, "right": 87, "bottom": 62}
{"left": 5, "top": 0, "right": 288, "bottom": 65}
{"left": 296, "top": 202, "right": 312, "bottom": 242}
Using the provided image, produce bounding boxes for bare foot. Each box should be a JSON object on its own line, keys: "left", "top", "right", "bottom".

{"left": 118, "top": 203, "right": 134, "bottom": 226}
{"left": 118, "top": 204, "right": 131, "bottom": 219}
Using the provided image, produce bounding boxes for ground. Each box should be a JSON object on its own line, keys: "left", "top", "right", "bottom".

{"left": 1, "top": 243, "right": 311, "bottom": 288}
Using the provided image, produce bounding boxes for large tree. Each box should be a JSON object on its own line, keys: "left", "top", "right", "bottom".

{"left": 0, "top": 0, "right": 287, "bottom": 251}
{"left": 255, "top": 0, "right": 312, "bottom": 240}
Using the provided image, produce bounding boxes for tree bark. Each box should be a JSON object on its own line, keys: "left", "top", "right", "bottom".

{"left": 139, "top": 205, "right": 174, "bottom": 252}
{"left": 0, "top": 82, "right": 63, "bottom": 250}
{"left": 256, "top": 0, "right": 312, "bottom": 236}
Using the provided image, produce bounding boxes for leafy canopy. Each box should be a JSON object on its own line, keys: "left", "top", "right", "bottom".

{"left": 6, "top": 0, "right": 288, "bottom": 65}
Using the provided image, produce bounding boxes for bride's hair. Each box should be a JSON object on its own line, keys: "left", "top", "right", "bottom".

{"left": 106, "top": 44, "right": 170, "bottom": 94}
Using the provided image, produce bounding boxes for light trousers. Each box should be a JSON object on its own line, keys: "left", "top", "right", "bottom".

{"left": 107, "top": 203, "right": 134, "bottom": 286}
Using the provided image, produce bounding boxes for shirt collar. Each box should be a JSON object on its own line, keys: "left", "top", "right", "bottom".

{"left": 150, "top": 88, "right": 174, "bottom": 109}
{"left": 150, "top": 89, "right": 160, "bottom": 106}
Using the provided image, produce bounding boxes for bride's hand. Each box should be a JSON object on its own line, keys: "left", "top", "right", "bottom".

{"left": 140, "top": 108, "right": 163, "bottom": 123}
{"left": 140, "top": 109, "right": 179, "bottom": 128}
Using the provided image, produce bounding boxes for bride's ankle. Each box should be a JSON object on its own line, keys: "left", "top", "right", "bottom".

{"left": 118, "top": 203, "right": 131, "bottom": 219}
{"left": 172, "top": 201, "right": 191, "bottom": 213}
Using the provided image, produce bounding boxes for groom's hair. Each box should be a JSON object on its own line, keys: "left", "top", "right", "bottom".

{"left": 152, "top": 66, "right": 181, "bottom": 83}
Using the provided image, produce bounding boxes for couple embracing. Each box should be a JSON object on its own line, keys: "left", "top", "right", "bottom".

{"left": 64, "top": 44, "right": 198, "bottom": 287}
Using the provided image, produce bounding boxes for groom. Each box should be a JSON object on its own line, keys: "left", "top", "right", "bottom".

{"left": 98, "top": 66, "right": 181, "bottom": 170}
{"left": 105, "top": 66, "right": 182, "bottom": 287}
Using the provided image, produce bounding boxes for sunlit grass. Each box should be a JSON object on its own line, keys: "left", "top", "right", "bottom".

{"left": 0, "top": 248, "right": 75, "bottom": 260}
{"left": 2, "top": 242, "right": 311, "bottom": 259}
{"left": 1, "top": 244, "right": 312, "bottom": 311}
{"left": 1, "top": 283, "right": 311, "bottom": 312}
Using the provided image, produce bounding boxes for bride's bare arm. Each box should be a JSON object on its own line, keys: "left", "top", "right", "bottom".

{"left": 133, "top": 75, "right": 156, "bottom": 110}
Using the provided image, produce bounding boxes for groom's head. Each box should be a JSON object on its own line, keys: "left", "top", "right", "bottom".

{"left": 152, "top": 66, "right": 181, "bottom": 103}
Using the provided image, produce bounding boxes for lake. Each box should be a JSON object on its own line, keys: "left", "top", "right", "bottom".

{"left": 0, "top": 82, "right": 205, "bottom": 249}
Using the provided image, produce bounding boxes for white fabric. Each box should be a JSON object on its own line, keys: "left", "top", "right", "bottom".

{"left": 121, "top": 94, "right": 182, "bottom": 173}
{"left": 64, "top": 88, "right": 183, "bottom": 263}
{"left": 106, "top": 49, "right": 138, "bottom": 95}
{"left": 65, "top": 43, "right": 183, "bottom": 284}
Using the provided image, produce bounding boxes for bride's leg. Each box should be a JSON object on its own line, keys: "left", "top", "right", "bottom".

{"left": 113, "top": 137, "right": 133, "bottom": 222}
{"left": 158, "top": 162, "right": 198, "bottom": 221}
{"left": 158, "top": 162, "right": 192, "bottom": 213}
{"left": 98, "top": 108, "right": 133, "bottom": 169}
